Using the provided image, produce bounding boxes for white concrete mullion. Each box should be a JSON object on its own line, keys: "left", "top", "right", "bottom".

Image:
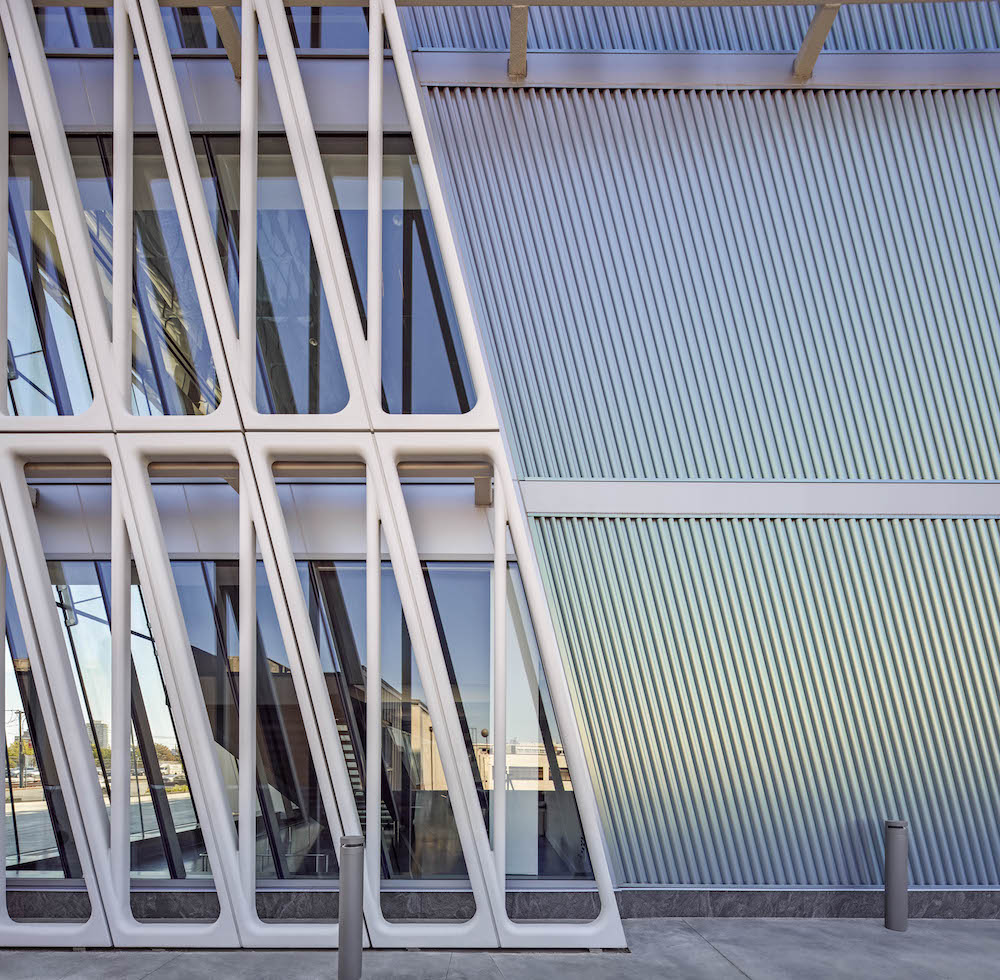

{"left": 371, "top": 435, "right": 501, "bottom": 947}
{"left": 491, "top": 482, "right": 506, "bottom": 886}
{"left": 124, "top": 0, "right": 245, "bottom": 427}
{"left": 237, "top": 469, "right": 256, "bottom": 900}
{"left": 0, "top": 450, "right": 113, "bottom": 945}
{"left": 0, "top": 0, "right": 112, "bottom": 429}
{"left": 239, "top": 0, "right": 258, "bottom": 396}
{"left": 112, "top": 0, "right": 134, "bottom": 414}
{"left": 109, "top": 477, "right": 131, "bottom": 915}
{"left": 367, "top": 0, "right": 383, "bottom": 407}
{"left": 254, "top": 0, "right": 371, "bottom": 422}
{"left": 379, "top": 0, "right": 498, "bottom": 431}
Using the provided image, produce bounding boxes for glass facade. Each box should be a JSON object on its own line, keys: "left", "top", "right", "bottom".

{"left": 4, "top": 134, "right": 474, "bottom": 417}
{"left": 5, "top": 575, "right": 82, "bottom": 878}
{"left": 7, "top": 140, "right": 93, "bottom": 416}
{"left": 171, "top": 558, "right": 341, "bottom": 882}
{"left": 48, "top": 559, "right": 212, "bottom": 879}
{"left": 35, "top": 7, "right": 372, "bottom": 50}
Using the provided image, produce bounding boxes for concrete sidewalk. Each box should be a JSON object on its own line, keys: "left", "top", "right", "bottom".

{"left": 0, "top": 917, "right": 998, "bottom": 979}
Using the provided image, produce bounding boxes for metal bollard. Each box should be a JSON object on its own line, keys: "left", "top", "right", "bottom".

{"left": 884, "top": 820, "right": 908, "bottom": 932}
{"left": 338, "top": 835, "right": 364, "bottom": 979}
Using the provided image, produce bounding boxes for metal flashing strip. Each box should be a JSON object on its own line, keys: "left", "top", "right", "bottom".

{"left": 520, "top": 480, "right": 1000, "bottom": 516}
{"left": 415, "top": 50, "right": 1000, "bottom": 89}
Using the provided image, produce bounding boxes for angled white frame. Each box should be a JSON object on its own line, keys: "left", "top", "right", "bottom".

{"left": 0, "top": 0, "right": 626, "bottom": 948}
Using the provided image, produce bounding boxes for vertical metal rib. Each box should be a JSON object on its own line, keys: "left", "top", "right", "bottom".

{"left": 427, "top": 87, "right": 1000, "bottom": 481}
{"left": 533, "top": 516, "right": 1000, "bottom": 887}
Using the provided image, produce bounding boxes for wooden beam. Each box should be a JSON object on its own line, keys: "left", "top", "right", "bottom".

{"left": 508, "top": 5, "right": 529, "bottom": 80}
{"left": 211, "top": 5, "right": 242, "bottom": 78}
{"left": 792, "top": 3, "right": 840, "bottom": 81}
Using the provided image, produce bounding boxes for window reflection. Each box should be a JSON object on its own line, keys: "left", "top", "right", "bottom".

{"left": 301, "top": 555, "right": 586, "bottom": 880}
{"left": 7, "top": 138, "right": 93, "bottom": 416}
{"left": 505, "top": 565, "right": 592, "bottom": 879}
{"left": 14, "top": 131, "right": 472, "bottom": 418}
{"left": 211, "top": 138, "right": 351, "bottom": 414}
{"left": 5, "top": 576, "right": 82, "bottom": 878}
{"left": 68, "top": 136, "right": 223, "bottom": 417}
{"left": 35, "top": 6, "right": 371, "bottom": 50}
{"left": 210, "top": 135, "right": 473, "bottom": 415}
{"left": 171, "top": 559, "right": 340, "bottom": 881}
{"left": 378, "top": 149, "right": 473, "bottom": 415}
{"left": 47, "top": 559, "right": 212, "bottom": 879}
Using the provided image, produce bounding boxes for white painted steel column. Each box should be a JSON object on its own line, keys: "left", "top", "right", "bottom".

{"left": 493, "top": 445, "right": 625, "bottom": 947}
{"left": 112, "top": 0, "right": 133, "bottom": 413}
{"left": 491, "top": 483, "right": 506, "bottom": 885}
{"left": 0, "top": 452, "right": 113, "bottom": 945}
{"left": 125, "top": 0, "right": 244, "bottom": 424}
{"left": 239, "top": 0, "right": 258, "bottom": 394}
{"left": 0, "top": 522, "right": 5, "bottom": 918}
{"left": 367, "top": 0, "right": 383, "bottom": 403}
{"left": 253, "top": 0, "right": 369, "bottom": 415}
{"left": 0, "top": 21, "right": 7, "bottom": 419}
{"left": 110, "top": 478, "right": 132, "bottom": 914}
{"left": 1, "top": 0, "right": 112, "bottom": 427}
{"left": 238, "top": 474, "right": 256, "bottom": 900}
{"left": 380, "top": 0, "right": 496, "bottom": 425}
{"left": 371, "top": 441, "right": 500, "bottom": 946}
{"left": 364, "top": 479, "right": 381, "bottom": 893}
{"left": 115, "top": 439, "right": 243, "bottom": 946}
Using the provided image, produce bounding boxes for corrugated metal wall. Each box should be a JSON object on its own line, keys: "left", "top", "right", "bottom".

{"left": 407, "top": 3, "right": 1000, "bottom": 52}
{"left": 533, "top": 516, "right": 1000, "bottom": 887}
{"left": 428, "top": 88, "right": 1000, "bottom": 481}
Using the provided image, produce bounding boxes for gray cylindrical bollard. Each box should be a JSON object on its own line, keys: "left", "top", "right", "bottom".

{"left": 884, "top": 820, "right": 908, "bottom": 932}
{"left": 338, "top": 835, "right": 364, "bottom": 979}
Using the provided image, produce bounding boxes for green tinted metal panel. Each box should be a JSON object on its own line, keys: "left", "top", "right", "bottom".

{"left": 533, "top": 516, "right": 1000, "bottom": 886}
{"left": 429, "top": 88, "right": 1000, "bottom": 480}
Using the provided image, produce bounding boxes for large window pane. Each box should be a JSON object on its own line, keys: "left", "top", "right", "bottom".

{"left": 153, "top": 477, "right": 340, "bottom": 884}
{"left": 7, "top": 138, "right": 93, "bottom": 416}
{"left": 505, "top": 565, "right": 592, "bottom": 880}
{"left": 36, "top": 7, "right": 370, "bottom": 50}
{"left": 5, "top": 575, "right": 82, "bottom": 879}
{"left": 211, "top": 138, "right": 351, "bottom": 415}
{"left": 378, "top": 147, "right": 474, "bottom": 415}
{"left": 207, "top": 134, "right": 474, "bottom": 415}
{"left": 47, "top": 558, "right": 212, "bottom": 879}
{"left": 172, "top": 558, "right": 341, "bottom": 882}
{"left": 132, "top": 139, "right": 223, "bottom": 415}
{"left": 68, "top": 136, "right": 223, "bottom": 417}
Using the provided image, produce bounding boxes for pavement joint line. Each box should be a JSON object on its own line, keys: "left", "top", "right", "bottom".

{"left": 137, "top": 950, "right": 183, "bottom": 980}
{"left": 681, "top": 917, "right": 756, "bottom": 979}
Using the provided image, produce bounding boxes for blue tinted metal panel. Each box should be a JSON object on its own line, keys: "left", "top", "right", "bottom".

{"left": 406, "top": 3, "right": 1000, "bottom": 52}
{"left": 428, "top": 87, "right": 1000, "bottom": 480}
{"left": 532, "top": 515, "right": 1000, "bottom": 886}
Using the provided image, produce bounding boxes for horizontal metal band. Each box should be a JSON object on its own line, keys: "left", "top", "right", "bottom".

{"left": 9, "top": 59, "right": 409, "bottom": 133}
{"left": 520, "top": 480, "right": 1000, "bottom": 516}
{"left": 415, "top": 51, "right": 1000, "bottom": 90}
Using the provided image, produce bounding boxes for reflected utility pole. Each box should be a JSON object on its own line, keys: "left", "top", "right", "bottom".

{"left": 15, "top": 709, "right": 24, "bottom": 788}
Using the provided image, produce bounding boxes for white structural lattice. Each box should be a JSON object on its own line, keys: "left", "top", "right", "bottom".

{"left": 0, "top": 0, "right": 625, "bottom": 948}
